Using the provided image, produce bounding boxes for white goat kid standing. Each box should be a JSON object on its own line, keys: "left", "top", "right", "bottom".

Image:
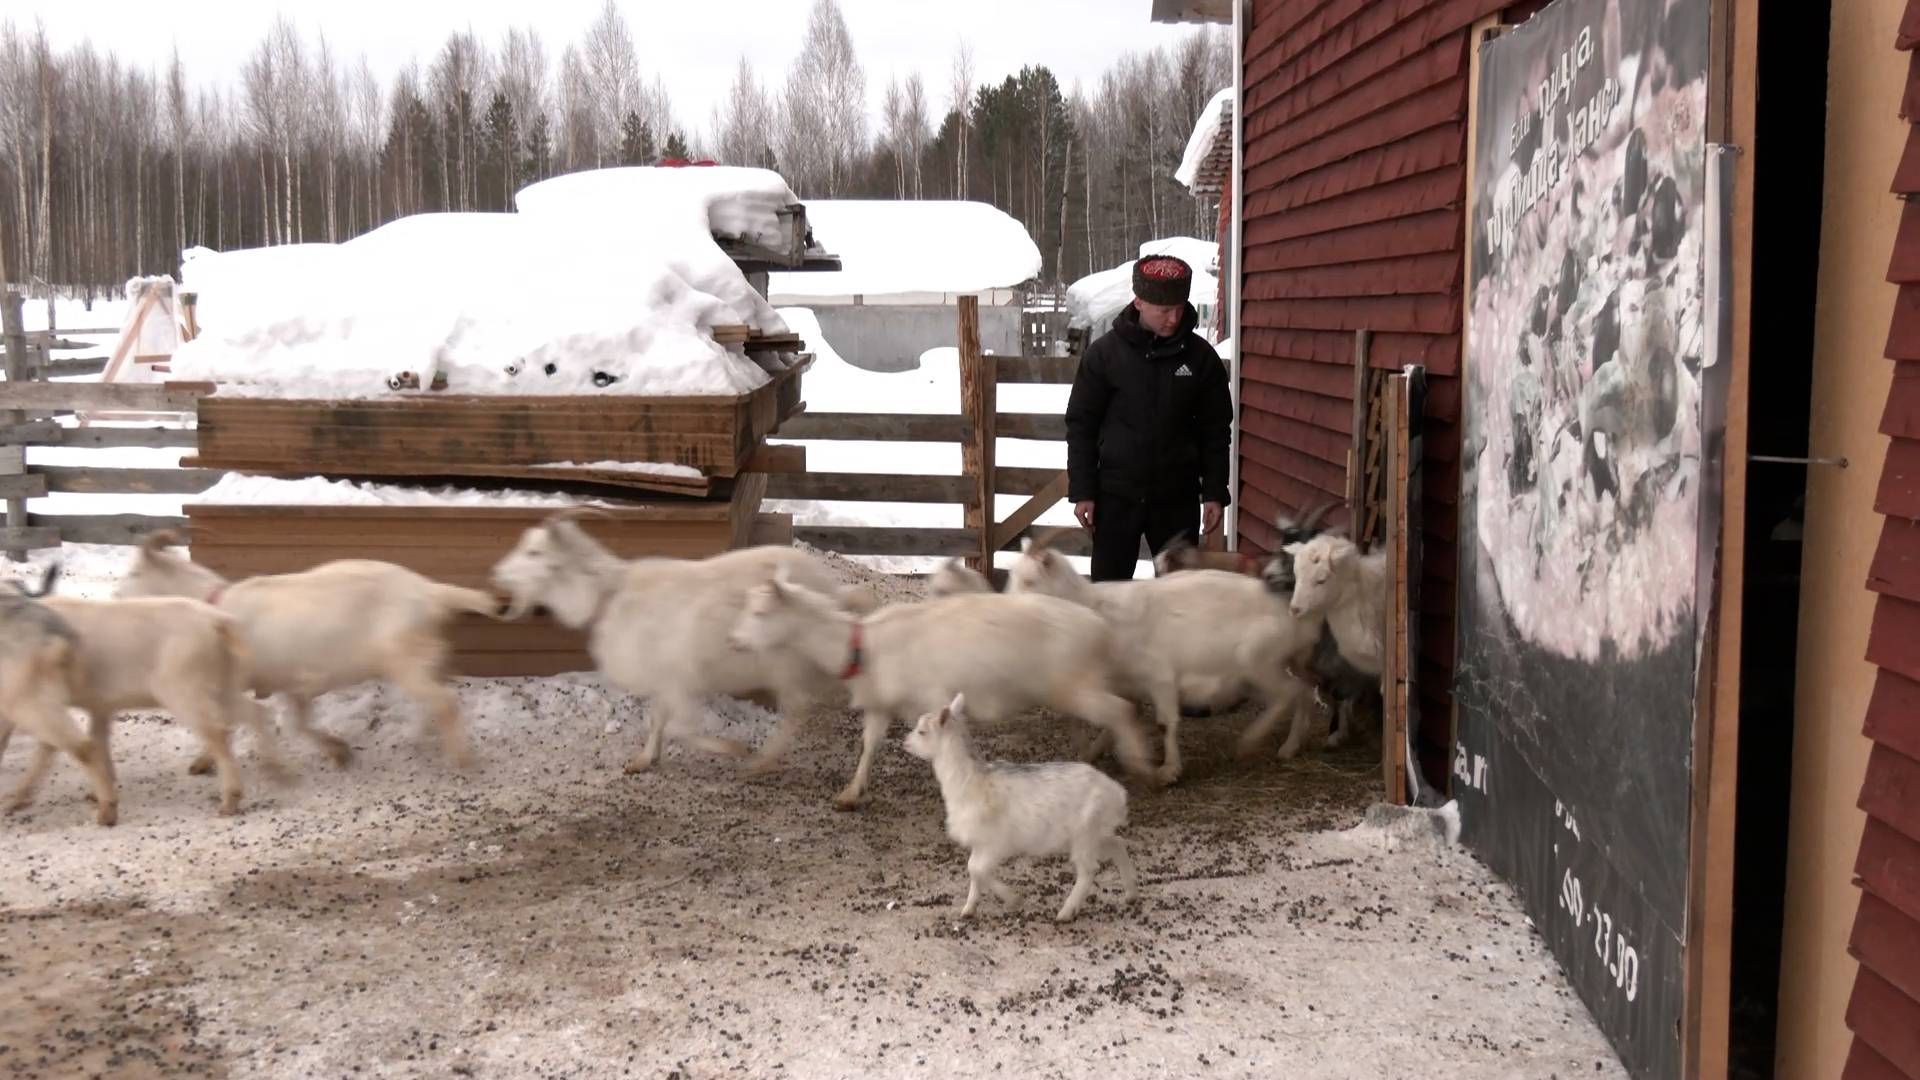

{"left": 1005, "top": 535, "right": 1325, "bottom": 778}
{"left": 0, "top": 569, "right": 118, "bottom": 825}
{"left": 904, "top": 693, "right": 1138, "bottom": 922}
{"left": 1283, "top": 533, "right": 1388, "bottom": 677}
{"left": 490, "top": 511, "right": 862, "bottom": 776}
{"left": 119, "top": 531, "right": 499, "bottom": 770}
{"left": 728, "top": 566, "right": 1159, "bottom": 807}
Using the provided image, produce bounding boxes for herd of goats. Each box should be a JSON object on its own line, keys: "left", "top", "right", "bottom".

{"left": 0, "top": 503, "right": 1386, "bottom": 922}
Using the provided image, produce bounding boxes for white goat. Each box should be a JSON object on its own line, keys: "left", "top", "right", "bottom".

{"left": 903, "top": 693, "right": 1137, "bottom": 922}
{"left": 728, "top": 567, "right": 1158, "bottom": 807}
{"left": 1005, "top": 535, "right": 1325, "bottom": 778}
{"left": 119, "top": 531, "right": 501, "bottom": 770}
{"left": 30, "top": 595, "right": 280, "bottom": 817}
{"left": 0, "top": 570, "right": 118, "bottom": 825}
{"left": 1283, "top": 533, "right": 1388, "bottom": 676}
{"left": 490, "top": 511, "right": 865, "bottom": 777}
{"left": 927, "top": 557, "right": 996, "bottom": 598}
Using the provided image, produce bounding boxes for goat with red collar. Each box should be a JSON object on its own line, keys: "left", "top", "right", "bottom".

{"left": 728, "top": 566, "right": 1160, "bottom": 809}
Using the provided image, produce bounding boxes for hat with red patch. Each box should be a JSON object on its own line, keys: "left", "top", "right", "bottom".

{"left": 1132, "top": 254, "right": 1193, "bottom": 306}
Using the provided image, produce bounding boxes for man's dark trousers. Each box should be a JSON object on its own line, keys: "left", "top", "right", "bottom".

{"left": 1089, "top": 496, "right": 1197, "bottom": 582}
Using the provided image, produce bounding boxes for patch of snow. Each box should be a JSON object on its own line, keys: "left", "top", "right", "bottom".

{"left": 1175, "top": 86, "right": 1234, "bottom": 191}
{"left": 190, "top": 473, "right": 621, "bottom": 509}
{"left": 532, "top": 460, "right": 705, "bottom": 480}
{"left": 766, "top": 201, "right": 1041, "bottom": 301}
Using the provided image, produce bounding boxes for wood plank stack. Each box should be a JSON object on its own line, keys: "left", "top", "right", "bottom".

{"left": 180, "top": 198, "right": 838, "bottom": 676}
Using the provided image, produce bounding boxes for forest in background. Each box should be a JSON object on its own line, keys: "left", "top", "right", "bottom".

{"left": 0, "top": 0, "right": 1230, "bottom": 301}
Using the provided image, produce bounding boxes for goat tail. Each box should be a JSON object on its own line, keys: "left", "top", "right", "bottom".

{"left": 433, "top": 584, "right": 507, "bottom": 621}
{"left": 210, "top": 618, "right": 255, "bottom": 713}
{"left": 140, "top": 527, "right": 187, "bottom": 556}
{"left": 837, "top": 583, "right": 882, "bottom": 615}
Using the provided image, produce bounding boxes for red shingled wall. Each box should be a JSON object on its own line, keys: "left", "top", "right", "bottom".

{"left": 1237, "top": 0, "right": 1509, "bottom": 778}
{"left": 1841, "top": 7, "right": 1920, "bottom": 1078}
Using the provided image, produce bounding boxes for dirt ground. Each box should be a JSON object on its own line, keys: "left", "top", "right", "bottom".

{"left": 1, "top": 549, "right": 1628, "bottom": 1080}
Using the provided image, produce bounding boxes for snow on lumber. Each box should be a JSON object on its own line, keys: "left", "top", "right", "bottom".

{"left": 1175, "top": 86, "right": 1233, "bottom": 191}
{"left": 1066, "top": 237, "right": 1221, "bottom": 334}
{"left": 171, "top": 167, "right": 814, "bottom": 400}
{"left": 765, "top": 200, "right": 1041, "bottom": 301}
{"left": 193, "top": 473, "right": 620, "bottom": 508}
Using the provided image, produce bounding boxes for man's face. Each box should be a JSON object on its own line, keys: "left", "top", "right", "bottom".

{"left": 1134, "top": 297, "right": 1183, "bottom": 337}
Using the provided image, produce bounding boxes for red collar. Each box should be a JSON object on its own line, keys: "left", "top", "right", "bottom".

{"left": 1238, "top": 552, "right": 1262, "bottom": 575}
{"left": 839, "top": 621, "right": 865, "bottom": 680}
{"left": 205, "top": 583, "right": 228, "bottom": 606}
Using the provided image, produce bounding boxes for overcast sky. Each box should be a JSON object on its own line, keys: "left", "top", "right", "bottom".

{"left": 8, "top": 1, "right": 1221, "bottom": 136}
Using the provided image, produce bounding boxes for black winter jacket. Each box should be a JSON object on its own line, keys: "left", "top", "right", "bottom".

{"left": 1064, "top": 303, "right": 1233, "bottom": 507}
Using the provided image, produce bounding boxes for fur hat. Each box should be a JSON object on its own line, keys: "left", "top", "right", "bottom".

{"left": 1132, "top": 254, "right": 1193, "bottom": 306}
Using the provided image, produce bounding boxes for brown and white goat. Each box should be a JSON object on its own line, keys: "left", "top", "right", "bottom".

{"left": 119, "top": 531, "right": 500, "bottom": 770}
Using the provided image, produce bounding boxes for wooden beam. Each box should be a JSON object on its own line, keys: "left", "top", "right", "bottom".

{"left": 959, "top": 295, "right": 995, "bottom": 570}
{"left": 994, "top": 355, "right": 1079, "bottom": 383}
{"left": 991, "top": 470, "right": 1069, "bottom": 551}
{"left": 1381, "top": 377, "right": 1409, "bottom": 804}
{"left": 0, "top": 445, "right": 22, "bottom": 474}
{"left": 791, "top": 526, "right": 979, "bottom": 557}
{"left": 774, "top": 412, "right": 969, "bottom": 441}
{"left": 0, "top": 423, "right": 198, "bottom": 449}
{"left": 747, "top": 512, "right": 794, "bottom": 547}
{"left": 27, "top": 513, "right": 186, "bottom": 545}
{"left": 995, "top": 466, "right": 1071, "bottom": 495}
{"left": 29, "top": 356, "right": 108, "bottom": 378}
{"left": 743, "top": 443, "right": 806, "bottom": 473}
{"left": 1349, "top": 328, "right": 1370, "bottom": 532}
{"left": 33, "top": 466, "right": 221, "bottom": 495}
{"left": 993, "top": 413, "right": 1066, "bottom": 441}
{"left": 2, "top": 290, "right": 29, "bottom": 560}
{"left": 0, "top": 526, "right": 59, "bottom": 550}
{"left": 0, "top": 474, "right": 46, "bottom": 499}
{"left": 764, "top": 471, "right": 971, "bottom": 504}
{"left": 0, "top": 381, "right": 208, "bottom": 413}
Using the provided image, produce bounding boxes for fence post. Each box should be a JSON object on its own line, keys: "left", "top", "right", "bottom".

{"left": 2, "top": 289, "right": 32, "bottom": 561}
{"left": 957, "top": 294, "right": 996, "bottom": 571}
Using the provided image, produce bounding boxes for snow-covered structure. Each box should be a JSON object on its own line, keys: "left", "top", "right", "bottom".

{"left": 764, "top": 199, "right": 1044, "bottom": 372}
{"left": 170, "top": 166, "right": 822, "bottom": 399}
{"left": 1176, "top": 87, "right": 1235, "bottom": 196}
{"left": 1065, "top": 237, "right": 1222, "bottom": 341}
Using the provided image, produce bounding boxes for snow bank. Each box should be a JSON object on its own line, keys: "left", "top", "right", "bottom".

{"left": 193, "top": 473, "right": 620, "bottom": 509}
{"left": 766, "top": 200, "right": 1042, "bottom": 300}
{"left": 1066, "top": 237, "right": 1221, "bottom": 334}
{"left": 171, "top": 167, "right": 814, "bottom": 400}
{"left": 1176, "top": 86, "right": 1233, "bottom": 191}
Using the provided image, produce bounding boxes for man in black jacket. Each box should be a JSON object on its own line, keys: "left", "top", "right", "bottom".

{"left": 1064, "top": 253, "right": 1233, "bottom": 581}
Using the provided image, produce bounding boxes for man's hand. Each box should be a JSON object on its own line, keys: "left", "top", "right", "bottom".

{"left": 1075, "top": 500, "right": 1096, "bottom": 531}
{"left": 1201, "top": 501, "right": 1223, "bottom": 537}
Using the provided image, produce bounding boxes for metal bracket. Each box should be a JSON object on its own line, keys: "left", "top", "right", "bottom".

{"left": 1748, "top": 454, "right": 1848, "bottom": 468}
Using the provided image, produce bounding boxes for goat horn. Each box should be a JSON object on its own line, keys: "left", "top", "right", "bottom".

{"left": 1298, "top": 499, "right": 1340, "bottom": 533}
{"left": 140, "top": 528, "right": 185, "bottom": 555}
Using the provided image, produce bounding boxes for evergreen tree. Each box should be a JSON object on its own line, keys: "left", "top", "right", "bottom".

{"left": 619, "top": 110, "right": 656, "bottom": 164}
{"left": 662, "top": 129, "right": 690, "bottom": 160}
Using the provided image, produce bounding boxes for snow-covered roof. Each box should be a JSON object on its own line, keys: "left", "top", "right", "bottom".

{"left": 766, "top": 200, "right": 1042, "bottom": 302}
{"left": 1066, "top": 237, "right": 1222, "bottom": 334}
{"left": 172, "top": 167, "right": 815, "bottom": 400}
{"left": 1176, "top": 86, "right": 1234, "bottom": 197}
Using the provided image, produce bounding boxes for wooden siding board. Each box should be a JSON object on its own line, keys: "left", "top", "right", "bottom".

{"left": 1867, "top": 593, "right": 1920, "bottom": 685}
{"left": 1848, "top": 965, "right": 1920, "bottom": 1079}
{"left": 1245, "top": 166, "right": 1465, "bottom": 244}
{"left": 1846, "top": 1039, "right": 1912, "bottom": 1080}
{"left": 1247, "top": 210, "right": 1463, "bottom": 272}
{"left": 1871, "top": 516, "right": 1920, "bottom": 604}
{"left": 1876, "top": 438, "right": 1920, "bottom": 521}
{"left": 1241, "top": 327, "right": 1461, "bottom": 372}
{"left": 1859, "top": 742, "right": 1920, "bottom": 849}
{"left": 1243, "top": 252, "right": 1464, "bottom": 301}
{"left": 1247, "top": 5, "right": 1475, "bottom": 136}
{"left": 1865, "top": 669, "right": 1920, "bottom": 765}
{"left": 1893, "top": 202, "right": 1920, "bottom": 285}
{"left": 1240, "top": 293, "right": 1461, "bottom": 335}
{"left": 1859, "top": 815, "right": 1920, "bottom": 931}
{"left": 1248, "top": 84, "right": 1468, "bottom": 195}
{"left": 1885, "top": 284, "right": 1920, "bottom": 361}
{"left": 1885, "top": 363, "right": 1920, "bottom": 439}
{"left": 1852, "top": 890, "right": 1920, "bottom": 1008}
{"left": 1893, "top": 128, "right": 1920, "bottom": 196}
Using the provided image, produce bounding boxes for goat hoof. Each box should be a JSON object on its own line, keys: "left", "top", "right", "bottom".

{"left": 1275, "top": 741, "right": 1305, "bottom": 762}
{"left": 623, "top": 754, "right": 657, "bottom": 775}
{"left": 1055, "top": 908, "right": 1080, "bottom": 923}
{"left": 217, "top": 799, "right": 240, "bottom": 817}
{"left": 323, "top": 741, "right": 355, "bottom": 769}
{"left": 95, "top": 803, "right": 119, "bottom": 827}
{"left": 1234, "top": 737, "right": 1265, "bottom": 762}
{"left": 187, "top": 755, "right": 216, "bottom": 776}
{"left": 1153, "top": 763, "right": 1183, "bottom": 786}
{"left": 831, "top": 790, "right": 866, "bottom": 811}
{"left": 742, "top": 755, "right": 783, "bottom": 779}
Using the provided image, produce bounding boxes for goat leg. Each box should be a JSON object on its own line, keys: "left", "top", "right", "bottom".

{"left": 834, "top": 708, "right": 893, "bottom": 809}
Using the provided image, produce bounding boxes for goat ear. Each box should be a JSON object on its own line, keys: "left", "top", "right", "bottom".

{"left": 1019, "top": 537, "right": 1034, "bottom": 554}
{"left": 949, "top": 692, "right": 966, "bottom": 719}
{"left": 1282, "top": 542, "right": 1305, "bottom": 557}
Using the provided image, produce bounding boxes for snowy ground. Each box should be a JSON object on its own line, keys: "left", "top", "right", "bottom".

{"left": 0, "top": 547, "right": 1628, "bottom": 1080}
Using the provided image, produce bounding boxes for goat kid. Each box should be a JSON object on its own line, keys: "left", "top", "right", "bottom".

{"left": 1151, "top": 501, "right": 1339, "bottom": 580}
{"left": 0, "top": 564, "right": 118, "bottom": 825}
{"left": 904, "top": 693, "right": 1137, "bottom": 922}
{"left": 927, "top": 558, "right": 996, "bottom": 598}
{"left": 1006, "top": 535, "right": 1324, "bottom": 778}
{"left": 491, "top": 512, "right": 867, "bottom": 777}
{"left": 121, "top": 531, "right": 499, "bottom": 770}
{"left": 728, "top": 567, "right": 1158, "bottom": 807}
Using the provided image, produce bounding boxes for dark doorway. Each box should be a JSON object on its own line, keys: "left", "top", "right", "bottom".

{"left": 1728, "top": 3, "right": 1830, "bottom": 1077}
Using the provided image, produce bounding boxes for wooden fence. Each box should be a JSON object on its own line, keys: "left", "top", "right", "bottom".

{"left": 2, "top": 289, "right": 1087, "bottom": 569}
